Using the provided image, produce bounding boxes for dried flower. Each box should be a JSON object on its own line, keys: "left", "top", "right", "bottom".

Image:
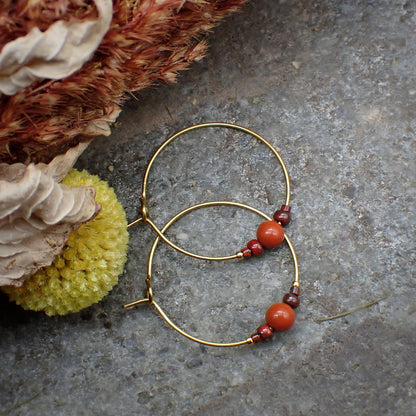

{"left": 2, "top": 169, "right": 129, "bottom": 315}
{"left": 0, "top": 0, "right": 247, "bottom": 164}
{"left": 0, "top": 142, "right": 98, "bottom": 286}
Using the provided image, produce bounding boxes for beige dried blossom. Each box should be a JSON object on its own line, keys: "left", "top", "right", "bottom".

{"left": 0, "top": 0, "right": 113, "bottom": 96}
{"left": 0, "top": 142, "right": 100, "bottom": 286}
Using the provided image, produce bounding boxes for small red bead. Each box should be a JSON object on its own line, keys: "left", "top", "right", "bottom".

{"left": 265, "top": 302, "right": 296, "bottom": 331}
{"left": 257, "top": 324, "right": 274, "bottom": 340}
{"left": 251, "top": 333, "right": 262, "bottom": 343}
{"left": 282, "top": 293, "right": 300, "bottom": 308}
{"left": 289, "top": 286, "right": 301, "bottom": 296}
{"left": 273, "top": 205, "right": 291, "bottom": 226}
{"left": 247, "top": 239, "right": 264, "bottom": 256}
{"left": 241, "top": 247, "right": 252, "bottom": 258}
{"left": 257, "top": 221, "right": 285, "bottom": 249}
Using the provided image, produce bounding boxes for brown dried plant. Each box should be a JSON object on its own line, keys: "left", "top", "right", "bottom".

{"left": 0, "top": 0, "right": 246, "bottom": 164}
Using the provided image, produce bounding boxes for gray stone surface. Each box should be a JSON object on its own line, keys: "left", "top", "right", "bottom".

{"left": 1, "top": 1, "right": 415, "bottom": 415}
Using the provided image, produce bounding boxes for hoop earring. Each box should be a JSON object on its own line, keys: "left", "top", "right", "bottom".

{"left": 124, "top": 201, "right": 300, "bottom": 348}
{"left": 128, "top": 123, "right": 293, "bottom": 262}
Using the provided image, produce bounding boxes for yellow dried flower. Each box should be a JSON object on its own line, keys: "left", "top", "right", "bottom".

{"left": 3, "top": 169, "right": 129, "bottom": 316}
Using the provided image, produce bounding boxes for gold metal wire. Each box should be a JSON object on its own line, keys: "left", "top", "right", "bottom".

{"left": 129, "top": 122, "right": 291, "bottom": 261}
{"left": 124, "top": 200, "right": 300, "bottom": 347}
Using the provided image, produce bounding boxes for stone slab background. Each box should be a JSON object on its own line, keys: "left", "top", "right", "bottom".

{"left": 1, "top": 1, "right": 415, "bottom": 415}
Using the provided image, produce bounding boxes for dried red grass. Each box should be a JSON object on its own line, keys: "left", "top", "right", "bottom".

{"left": 0, "top": 0, "right": 246, "bottom": 164}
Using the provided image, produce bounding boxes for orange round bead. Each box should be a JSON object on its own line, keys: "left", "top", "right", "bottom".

{"left": 256, "top": 221, "right": 285, "bottom": 249}
{"left": 265, "top": 302, "right": 296, "bottom": 331}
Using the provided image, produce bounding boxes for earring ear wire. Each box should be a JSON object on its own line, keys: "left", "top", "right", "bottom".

{"left": 124, "top": 201, "right": 299, "bottom": 348}
{"left": 129, "top": 122, "right": 293, "bottom": 261}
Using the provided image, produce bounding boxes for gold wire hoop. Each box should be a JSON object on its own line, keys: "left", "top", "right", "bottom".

{"left": 128, "top": 122, "right": 291, "bottom": 262}
{"left": 124, "top": 200, "right": 300, "bottom": 348}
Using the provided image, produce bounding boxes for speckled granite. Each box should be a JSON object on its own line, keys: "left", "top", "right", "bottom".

{"left": 1, "top": 1, "right": 415, "bottom": 415}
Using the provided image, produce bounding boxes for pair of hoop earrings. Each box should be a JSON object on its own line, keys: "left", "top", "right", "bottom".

{"left": 124, "top": 123, "right": 301, "bottom": 347}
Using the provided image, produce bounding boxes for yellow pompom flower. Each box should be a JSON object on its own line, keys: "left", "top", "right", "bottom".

{"left": 3, "top": 169, "right": 129, "bottom": 316}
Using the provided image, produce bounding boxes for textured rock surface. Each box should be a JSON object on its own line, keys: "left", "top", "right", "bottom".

{"left": 1, "top": 1, "right": 415, "bottom": 415}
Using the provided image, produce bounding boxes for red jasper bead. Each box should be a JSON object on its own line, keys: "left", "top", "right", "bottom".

{"left": 257, "top": 324, "right": 274, "bottom": 340}
{"left": 241, "top": 247, "right": 252, "bottom": 258}
{"left": 273, "top": 205, "right": 291, "bottom": 226}
{"left": 256, "top": 221, "right": 285, "bottom": 249}
{"left": 251, "top": 333, "right": 262, "bottom": 343}
{"left": 247, "top": 239, "right": 264, "bottom": 256}
{"left": 265, "top": 302, "right": 296, "bottom": 331}
{"left": 282, "top": 293, "right": 300, "bottom": 308}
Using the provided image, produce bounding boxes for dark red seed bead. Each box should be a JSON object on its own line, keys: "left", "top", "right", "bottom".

{"left": 247, "top": 239, "right": 264, "bottom": 256}
{"left": 257, "top": 324, "right": 274, "bottom": 340}
{"left": 273, "top": 205, "right": 291, "bottom": 226}
{"left": 251, "top": 333, "right": 262, "bottom": 343}
{"left": 241, "top": 247, "right": 252, "bottom": 258}
{"left": 289, "top": 286, "right": 300, "bottom": 296}
{"left": 283, "top": 293, "right": 300, "bottom": 308}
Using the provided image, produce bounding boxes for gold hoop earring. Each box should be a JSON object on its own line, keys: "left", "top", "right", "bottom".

{"left": 128, "top": 122, "right": 293, "bottom": 262}
{"left": 124, "top": 201, "right": 300, "bottom": 348}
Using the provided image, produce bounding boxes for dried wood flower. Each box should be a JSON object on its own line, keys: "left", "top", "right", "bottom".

{"left": 2, "top": 169, "right": 129, "bottom": 315}
{"left": 0, "top": 142, "right": 99, "bottom": 286}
